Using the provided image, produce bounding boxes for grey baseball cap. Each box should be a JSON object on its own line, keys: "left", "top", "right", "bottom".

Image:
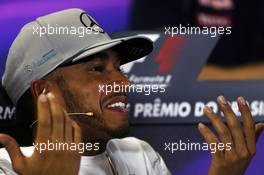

{"left": 2, "top": 8, "right": 153, "bottom": 105}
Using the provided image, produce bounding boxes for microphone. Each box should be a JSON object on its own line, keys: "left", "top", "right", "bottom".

{"left": 29, "top": 112, "right": 94, "bottom": 128}
{"left": 29, "top": 89, "right": 95, "bottom": 128}
{"left": 68, "top": 112, "right": 94, "bottom": 116}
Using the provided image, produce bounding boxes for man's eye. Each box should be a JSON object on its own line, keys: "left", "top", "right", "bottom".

{"left": 91, "top": 65, "right": 104, "bottom": 72}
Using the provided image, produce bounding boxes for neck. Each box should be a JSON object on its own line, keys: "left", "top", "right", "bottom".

{"left": 82, "top": 140, "right": 108, "bottom": 156}
{"left": 80, "top": 128, "right": 112, "bottom": 156}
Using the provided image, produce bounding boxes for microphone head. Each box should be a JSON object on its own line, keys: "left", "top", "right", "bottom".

{"left": 85, "top": 112, "right": 94, "bottom": 116}
{"left": 68, "top": 112, "right": 94, "bottom": 117}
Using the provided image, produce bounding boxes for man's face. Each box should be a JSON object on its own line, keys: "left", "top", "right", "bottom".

{"left": 54, "top": 49, "right": 130, "bottom": 141}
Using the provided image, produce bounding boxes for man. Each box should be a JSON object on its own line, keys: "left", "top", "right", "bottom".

{"left": 0, "top": 8, "right": 263, "bottom": 175}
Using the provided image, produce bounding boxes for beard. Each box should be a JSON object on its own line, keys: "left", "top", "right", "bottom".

{"left": 56, "top": 77, "right": 129, "bottom": 144}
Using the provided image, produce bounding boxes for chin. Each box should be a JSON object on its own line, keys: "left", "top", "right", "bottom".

{"left": 106, "top": 122, "right": 130, "bottom": 139}
{"left": 103, "top": 110, "right": 129, "bottom": 127}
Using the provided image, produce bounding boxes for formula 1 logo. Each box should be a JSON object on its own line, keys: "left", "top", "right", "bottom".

{"left": 121, "top": 34, "right": 187, "bottom": 74}
{"left": 155, "top": 35, "right": 187, "bottom": 74}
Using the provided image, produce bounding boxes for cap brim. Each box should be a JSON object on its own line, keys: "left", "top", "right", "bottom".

{"left": 71, "top": 35, "right": 153, "bottom": 65}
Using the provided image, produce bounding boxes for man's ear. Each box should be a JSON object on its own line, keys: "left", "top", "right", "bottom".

{"left": 30, "top": 80, "right": 50, "bottom": 100}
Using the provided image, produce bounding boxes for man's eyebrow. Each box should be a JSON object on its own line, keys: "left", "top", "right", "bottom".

{"left": 91, "top": 51, "right": 109, "bottom": 59}
{"left": 93, "top": 51, "right": 121, "bottom": 64}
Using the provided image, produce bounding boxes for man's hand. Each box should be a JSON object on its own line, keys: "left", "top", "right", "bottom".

{"left": 198, "top": 96, "right": 264, "bottom": 175}
{"left": 0, "top": 92, "right": 82, "bottom": 175}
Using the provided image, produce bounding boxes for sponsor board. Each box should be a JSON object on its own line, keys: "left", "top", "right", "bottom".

{"left": 0, "top": 85, "right": 15, "bottom": 126}
{"left": 116, "top": 31, "right": 264, "bottom": 123}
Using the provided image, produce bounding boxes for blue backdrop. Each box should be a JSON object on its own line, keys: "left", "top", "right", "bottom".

{"left": 0, "top": 1, "right": 263, "bottom": 175}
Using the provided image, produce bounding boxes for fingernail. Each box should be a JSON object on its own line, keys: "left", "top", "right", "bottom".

{"left": 47, "top": 92, "right": 55, "bottom": 99}
{"left": 238, "top": 96, "right": 246, "bottom": 105}
{"left": 218, "top": 96, "right": 227, "bottom": 105}
{"left": 198, "top": 123, "right": 205, "bottom": 129}
{"left": 204, "top": 106, "right": 213, "bottom": 113}
{"left": 42, "top": 88, "right": 47, "bottom": 94}
{"left": 39, "top": 94, "right": 47, "bottom": 102}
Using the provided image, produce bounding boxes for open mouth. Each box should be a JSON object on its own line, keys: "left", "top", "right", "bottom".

{"left": 105, "top": 95, "right": 129, "bottom": 113}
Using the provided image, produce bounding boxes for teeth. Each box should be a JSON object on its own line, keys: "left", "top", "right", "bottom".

{"left": 108, "top": 102, "right": 126, "bottom": 108}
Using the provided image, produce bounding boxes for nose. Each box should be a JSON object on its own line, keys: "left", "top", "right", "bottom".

{"left": 118, "top": 72, "right": 131, "bottom": 87}
{"left": 106, "top": 69, "right": 131, "bottom": 93}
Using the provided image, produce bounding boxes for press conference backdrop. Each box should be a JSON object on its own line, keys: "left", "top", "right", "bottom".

{"left": 1, "top": 1, "right": 264, "bottom": 175}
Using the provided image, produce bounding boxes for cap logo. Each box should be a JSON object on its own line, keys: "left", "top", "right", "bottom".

{"left": 80, "top": 12, "right": 105, "bottom": 34}
{"left": 36, "top": 49, "right": 57, "bottom": 66}
{"left": 24, "top": 64, "right": 33, "bottom": 73}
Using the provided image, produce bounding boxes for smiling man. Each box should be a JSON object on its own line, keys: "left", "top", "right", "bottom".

{"left": 0, "top": 8, "right": 263, "bottom": 175}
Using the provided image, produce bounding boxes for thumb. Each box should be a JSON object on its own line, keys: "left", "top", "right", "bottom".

{"left": 0, "top": 134, "right": 24, "bottom": 168}
{"left": 255, "top": 123, "right": 264, "bottom": 142}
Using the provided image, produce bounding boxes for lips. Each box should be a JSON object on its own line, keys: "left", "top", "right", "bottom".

{"left": 104, "top": 95, "right": 129, "bottom": 113}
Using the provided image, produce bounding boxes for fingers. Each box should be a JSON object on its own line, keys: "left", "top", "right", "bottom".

{"left": 72, "top": 121, "right": 81, "bottom": 144}
{"left": 205, "top": 96, "right": 258, "bottom": 162}
{"left": 47, "top": 93, "right": 65, "bottom": 142}
{"left": 237, "top": 96, "right": 256, "bottom": 155}
{"left": 198, "top": 123, "right": 222, "bottom": 158}
{"left": 202, "top": 96, "right": 258, "bottom": 175}
{"left": 36, "top": 94, "right": 51, "bottom": 143}
{"left": 255, "top": 123, "right": 264, "bottom": 141}
{"left": 0, "top": 134, "right": 24, "bottom": 168}
{"left": 217, "top": 96, "right": 247, "bottom": 155}
{"left": 36, "top": 92, "right": 77, "bottom": 144}
{"left": 64, "top": 110, "right": 73, "bottom": 143}
{"left": 203, "top": 106, "right": 233, "bottom": 145}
